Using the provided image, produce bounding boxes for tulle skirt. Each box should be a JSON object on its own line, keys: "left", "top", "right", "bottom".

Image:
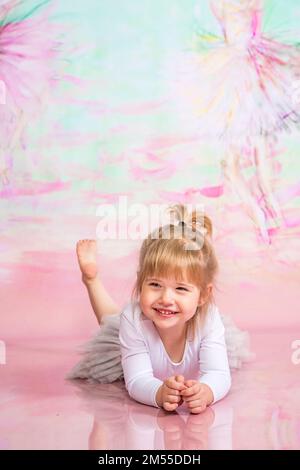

{"left": 66, "top": 313, "right": 254, "bottom": 383}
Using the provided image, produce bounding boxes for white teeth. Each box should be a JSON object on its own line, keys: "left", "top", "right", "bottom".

{"left": 156, "top": 309, "right": 177, "bottom": 315}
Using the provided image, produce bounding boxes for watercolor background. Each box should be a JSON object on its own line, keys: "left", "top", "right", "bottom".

{"left": 1, "top": 0, "right": 300, "bottom": 344}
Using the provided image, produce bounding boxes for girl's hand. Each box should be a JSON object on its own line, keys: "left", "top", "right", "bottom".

{"left": 181, "top": 380, "right": 214, "bottom": 414}
{"left": 156, "top": 375, "right": 187, "bottom": 411}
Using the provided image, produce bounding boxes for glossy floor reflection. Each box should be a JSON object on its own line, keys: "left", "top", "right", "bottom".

{"left": 0, "top": 331, "right": 299, "bottom": 450}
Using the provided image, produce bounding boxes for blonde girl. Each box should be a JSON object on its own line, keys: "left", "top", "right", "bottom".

{"left": 68, "top": 204, "right": 251, "bottom": 412}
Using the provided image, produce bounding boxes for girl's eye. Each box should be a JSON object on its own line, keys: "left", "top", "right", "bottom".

{"left": 149, "top": 283, "right": 188, "bottom": 292}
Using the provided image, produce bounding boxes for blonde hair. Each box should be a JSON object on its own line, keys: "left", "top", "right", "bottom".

{"left": 131, "top": 204, "right": 218, "bottom": 340}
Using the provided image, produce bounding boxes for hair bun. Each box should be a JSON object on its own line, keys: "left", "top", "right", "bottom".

{"left": 191, "top": 211, "right": 213, "bottom": 238}
{"left": 167, "top": 204, "right": 213, "bottom": 238}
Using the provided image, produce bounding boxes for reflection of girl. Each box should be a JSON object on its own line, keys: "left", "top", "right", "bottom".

{"left": 177, "top": 0, "right": 300, "bottom": 242}
{"left": 157, "top": 407, "right": 215, "bottom": 450}
{"left": 73, "top": 381, "right": 233, "bottom": 449}
{"left": 73, "top": 381, "right": 132, "bottom": 450}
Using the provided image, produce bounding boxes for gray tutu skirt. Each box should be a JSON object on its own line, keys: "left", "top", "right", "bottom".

{"left": 66, "top": 313, "right": 254, "bottom": 383}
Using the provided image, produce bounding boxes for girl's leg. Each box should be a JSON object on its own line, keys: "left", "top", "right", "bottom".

{"left": 76, "top": 240, "right": 121, "bottom": 324}
{"left": 222, "top": 144, "right": 270, "bottom": 243}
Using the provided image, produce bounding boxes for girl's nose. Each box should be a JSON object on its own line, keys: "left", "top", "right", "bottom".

{"left": 160, "top": 288, "right": 173, "bottom": 305}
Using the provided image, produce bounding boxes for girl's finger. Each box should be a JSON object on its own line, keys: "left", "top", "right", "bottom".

{"left": 167, "top": 394, "right": 181, "bottom": 404}
{"left": 181, "top": 384, "right": 199, "bottom": 397}
{"left": 163, "top": 402, "right": 178, "bottom": 412}
{"left": 166, "top": 378, "right": 187, "bottom": 391}
{"left": 184, "top": 380, "right": 196, "bottom": 388}
{"left": 183, "top": 393, "right": 198, "bottom": 403}
{"left": 190, "top": 405, "right": 207, "bottom": 414}
{"left": 175, "top": 375, "right": 185, "bottom": 384}
{"left": 188, "top": 400, "right": 207, "bottom": 411}
{"left": 187, "top": 399, "right": 205, "bottom": 408}
{"left": 165, "top": 386, "right": 179, "bottom": 396}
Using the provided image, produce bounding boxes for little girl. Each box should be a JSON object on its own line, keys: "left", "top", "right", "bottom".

{"left": 68, "top": 204, "right": 251, "bottom": 413}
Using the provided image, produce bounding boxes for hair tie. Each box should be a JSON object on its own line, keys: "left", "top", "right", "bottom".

{"left": 177, "top": 218, "right": 208, "bottom": 237}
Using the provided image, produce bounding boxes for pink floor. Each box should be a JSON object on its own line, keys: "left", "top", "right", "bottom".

{"left": 0, "top": 330, "right": 299, "bottom": 450}
{"left": 1, "top": 237, "right": 300, "bottom": 450}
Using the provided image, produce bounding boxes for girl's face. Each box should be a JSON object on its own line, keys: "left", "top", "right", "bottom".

{"left": 139, "top": 275, "right": 203, "bottom": 333}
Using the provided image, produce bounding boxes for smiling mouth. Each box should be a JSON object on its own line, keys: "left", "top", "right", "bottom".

{"left": 154, "top": 308, "right": 179, "bottom": 316}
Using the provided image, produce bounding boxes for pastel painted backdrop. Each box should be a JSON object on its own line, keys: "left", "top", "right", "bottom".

{"left": 1, "top": 0, "right": 300, "bottom": 341}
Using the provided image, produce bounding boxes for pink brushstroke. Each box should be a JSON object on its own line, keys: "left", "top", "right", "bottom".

{"left": 8, "top": 216, "right": 50, "bottom": 223}
{"left": 199, "top": 185, "right": 224, "bottom": 198}
{"left": 135, "top": 135, "right": 199, "bottom": 152}
{"left": 0, "top": 180, "right": 70, "bottom": 198}
{"left": 159, "top": 185, "right": 224, "bottom": 203}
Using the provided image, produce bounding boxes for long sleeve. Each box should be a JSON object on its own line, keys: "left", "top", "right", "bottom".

{"left": 198, "top": 306, "right": 231, "bottom": 404}
{"left": 119, "top": 306, "right": 163, "bottom": 407}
